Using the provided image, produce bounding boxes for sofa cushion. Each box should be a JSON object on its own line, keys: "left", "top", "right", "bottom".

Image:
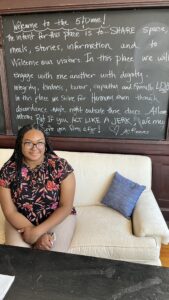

{"left": 102, "top": 172, "right": 145, "bottom": 218}
{"left": 56, "top": 151, "right": 152, "bottom": 207}
{"left": 0, "top": 149, "right": 13, "bottom": 169}
{"left": 68, "top": 205, "right": 161, "bottom": 265}
{"left": 133, "top": 190, "right": 169, "bottom": 244}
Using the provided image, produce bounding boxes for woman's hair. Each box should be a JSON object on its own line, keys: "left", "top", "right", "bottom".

{"left": 11, "top": 123, "right": 54, "bottom": 174}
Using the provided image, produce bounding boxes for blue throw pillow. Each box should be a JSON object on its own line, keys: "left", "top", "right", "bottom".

{"left": 102, "top": 172, "right": 146, "bottom": 218}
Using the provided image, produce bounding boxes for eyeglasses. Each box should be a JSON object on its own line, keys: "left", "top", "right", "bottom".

{"left": 23, "top": 141, "right": 45, "bottom": 150}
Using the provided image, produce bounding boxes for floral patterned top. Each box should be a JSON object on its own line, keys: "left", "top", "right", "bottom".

{"left": 0, "top": 153, "right": 76, "bottom": 225}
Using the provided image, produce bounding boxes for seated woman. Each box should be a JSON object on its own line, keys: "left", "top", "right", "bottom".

{"left": 0, "top": 123, "right": 76, "bottom": 252}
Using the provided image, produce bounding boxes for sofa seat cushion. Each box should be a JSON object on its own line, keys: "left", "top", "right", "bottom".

{"left": 68, "top": 205, "right": 160, "bottom": 265}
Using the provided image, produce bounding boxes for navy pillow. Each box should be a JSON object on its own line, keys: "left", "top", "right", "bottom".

{"left": 102, "top": 172, "right": 146, "bottom": 218}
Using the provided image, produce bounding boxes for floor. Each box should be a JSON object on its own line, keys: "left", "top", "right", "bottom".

{"left": 160, "top": 244, "right": 169, "bottom": 267}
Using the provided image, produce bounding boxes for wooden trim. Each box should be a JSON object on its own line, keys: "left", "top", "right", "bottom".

{"left": 40, "top": 137, "right": 169, "bottom": 155}
{"left": 160, "top": 244, "right": 169, "bottom": 267}
{"left": 0, "top": 49, "right": 12, "bottom": 135}
{"left": 1, "top": 0, "right": 169, "bottom": 14}
{"left": 0, "top": 17, "right": 2, "bottom": 47}
{"left": 0, "top": 135, "right": 169, "bottom": 155}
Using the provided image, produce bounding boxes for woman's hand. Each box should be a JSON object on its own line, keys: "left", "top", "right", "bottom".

{"left": 33, "top": 233, "right": 53, "bottom": 251}
{"left": 18, "top": 226, "right": 40, "bottom": 245}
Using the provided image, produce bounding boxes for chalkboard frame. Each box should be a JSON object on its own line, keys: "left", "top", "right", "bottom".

{"left": 0, "top": 0, "right": 169, "bottom": 15}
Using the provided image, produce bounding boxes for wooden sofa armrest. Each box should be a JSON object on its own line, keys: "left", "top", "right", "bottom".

{"left": 132, "top": 190, "right": 169, "bottom": 244}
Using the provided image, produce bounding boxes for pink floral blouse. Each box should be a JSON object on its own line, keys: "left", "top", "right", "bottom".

{"left": 0, "top": 153, "right": 76, "bottom": 225}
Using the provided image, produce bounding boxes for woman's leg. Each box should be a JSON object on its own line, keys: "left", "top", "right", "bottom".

{"left": 50, "top": 214, "right": 76, "bottom": 253}
{"left": 5, "top": 220, "right": 31, "bottom": 248}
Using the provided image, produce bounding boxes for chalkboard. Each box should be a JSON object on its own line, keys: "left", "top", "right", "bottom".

{"left": 2, "top": 9, "right": 169, "bottom": 139}
{"left": 0, "top": 80, "right": 5, "bottom": 134}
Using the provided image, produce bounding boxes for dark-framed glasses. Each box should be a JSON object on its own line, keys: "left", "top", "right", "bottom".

{"left": 23, "top": 141, "right": 45, "bottom": 150}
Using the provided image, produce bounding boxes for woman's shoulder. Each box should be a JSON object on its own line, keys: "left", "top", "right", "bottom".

{"left": 46, "top": 152, "right": 73, "bottom": 182}
{"left": 46, "top": 152, "right": 68, "bottom": 166}
{"left": 0, "top": 159, "right": 17, "bottom": 186}
{"left": 46, "top": 152, "right": 73, "bottom": 170}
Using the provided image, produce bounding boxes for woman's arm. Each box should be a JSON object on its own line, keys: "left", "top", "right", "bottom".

{"left": 21, "top": 172, "right": 76, "bottom": 244}
{"left": 0, "top": 186, "right": 34, "bottom": 229}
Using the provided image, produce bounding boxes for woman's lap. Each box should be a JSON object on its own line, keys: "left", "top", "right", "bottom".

{"left": 49, "top": 214, "right": 76, "bottom": 252}
{"left": 5, "top": 214, "right": 76, "bottom": 252}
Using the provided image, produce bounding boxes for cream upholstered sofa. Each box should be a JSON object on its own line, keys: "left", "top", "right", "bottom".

{"left": 0, "top": 149, "right": 169, "bottom": 266}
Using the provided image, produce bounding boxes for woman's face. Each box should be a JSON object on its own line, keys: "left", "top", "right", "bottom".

{"left": 21, "top": 129, "right": 46, "bottom": 164}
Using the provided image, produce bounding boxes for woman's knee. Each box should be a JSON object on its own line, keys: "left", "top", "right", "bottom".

{"left": 51, "top": 214, "right": 76, "bottom": 253}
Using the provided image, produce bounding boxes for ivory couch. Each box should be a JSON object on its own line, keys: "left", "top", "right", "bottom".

{"left": 0, "top": 149, "right": 169, "bottom": 266}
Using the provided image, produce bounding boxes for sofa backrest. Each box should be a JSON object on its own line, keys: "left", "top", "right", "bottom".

{"left": 0, "top": 149, "right": 152, "bottom": 207}
{"left": 57, "top": 151, "right": 152, "bottom": 206}
{"left": 0, "top": 149, "right": 14, "bottom": 168}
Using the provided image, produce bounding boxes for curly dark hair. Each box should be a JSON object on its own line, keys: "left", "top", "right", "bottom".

{"left": 10, "top": 123, "right": 55, "bottom": 175}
